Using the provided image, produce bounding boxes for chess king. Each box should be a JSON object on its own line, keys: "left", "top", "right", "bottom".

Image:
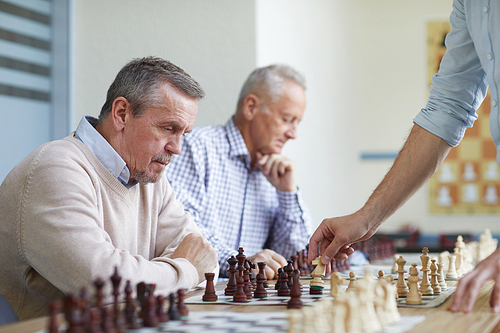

{"left": 0, "top": 56, "right": 218, "bottom": 320}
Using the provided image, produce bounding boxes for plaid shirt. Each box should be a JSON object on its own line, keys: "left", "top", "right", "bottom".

{"left": 165, "top": 118, "right": 311, "bottom": 276}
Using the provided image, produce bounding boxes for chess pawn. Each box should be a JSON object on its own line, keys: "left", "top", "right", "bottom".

{"left": 346, "top": 271, "right": 357, "bottom": 292}
{"left": 274, "top": 267, "right": 283, "bottom": 290}
{"left": 156, "top": 295, "right": 170, "bottom": 323}
{"left": 437, "top": 262, "right": 448, "bottom": 290}
{"left": 257, "top": 262, "right": 269, "bottom": 288}
{"left": 430, "top": 259, "right": 441, "bottom": 294}
{"left": 446, "top": 253, "right": 458, "bottom": 279}
{"left": 287, "top": 270, "right": 303, "bottom": 309}
{"left": 377, "top": 270, "right": 385, "bottom": 279}
{"left": 168, "top": 293, "right": 181, "bottom": 321}
{"left": 453, "top": 247, "right": 464, "bottom": 277}
{"left": 254, "top": 271, "right": 268, "bottom": 298}
{"left": 177, "top": 289, "right": 189, "bottom": 318}
{"left": 396, "top": 256, "right": 409, "bottom": 298}
{"left": 391, "top": 254, "right": 399, "bottom": 273}
{"left": 243, "top": 261, "right": 253, "bottom": 298}
{"left": 419, "top": 247, "right": 433, "bottom": 296}
{"left": 124, "top": 280, "right": 141, "bottom": 329}
{"left": 224, "top": 255, "right": 238, "bottom": 296}
{"left": 142, "top": 288, "right": 159, "bottom": 327}
{"left": 406, "top": 264, "right": 422, "bottom": 305}
{"left": 47, "top": 300, "right": 62, "bottom": 333}
{"left": 233, "top": 273, "right": 248, "bottom": 302}
{"left": 277, "top": 270, "right": 290, "bottom": 296}
{"left": 330, "top": 272, "right": 343, "bottom": 298}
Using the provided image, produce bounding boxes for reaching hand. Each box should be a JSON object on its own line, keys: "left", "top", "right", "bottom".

{"left": 172, "top": 233, "right": 218, "bottom": 283}
{"left": 248, "top": 249, "right": 288, "bottom": 280}
{"left": 256, "top": 152, "right": 296, "bottom": 192}
{"left": 448, "top": 248, "right": 500, "bottom": 313}
{"left": 308, "top": 211, "right": 379, "bottom": 265}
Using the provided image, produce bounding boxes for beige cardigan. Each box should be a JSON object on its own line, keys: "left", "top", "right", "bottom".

{"left": 0, "top": 135, "right": 201, "bottom": 320}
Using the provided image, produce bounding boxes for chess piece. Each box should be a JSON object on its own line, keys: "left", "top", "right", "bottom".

{"left": 330, "top": 272, "right": 343, "bottom": 298}
{"left": 396, "top": 256, "right": 409, "bottom": 298}
{"left": 142, "top": 287, "right": 159, "bottom": 327}
{"left": 291, "top": 255, "right": 299, "bottom": 270}
{"left": 101, "top": 306, "right": 116, "bottom": 333}
{"left": 48, "top": 300, "right": 62, "bottom": 333}
{"left": 275, "top": 267, "right": 283, "bottom": 290}
{"left": 224, "top": 255, "right": 238, "bottom": 296}
{"left": 436, "top": 185, "right": 453, "bottom": 206}
{"left": 177, "top": 289, "right": 189, "bottom": 318}
{"left": 257, "top": 262, "right": 269, "bottom": 288}
{"left": 243, "top": 261, "right": 253, "bottom": 298}
{"left": 430, "top": 259, "right": 441, "bottom": 294}
{"left": 446, "top": 253, "right": 458, "bottom": 279}
{"left": 168, "top": 293, "right": 180, "bottom": 320}
{"left": 287, "top": 270, "right": 303, "bottom": 309}
{"left": 357, "top": 269, "right": 381, "bottom": 333}
{"left": 286, "top": 261, "right": 294, "bottom": 288}
{"left": 453, "top": 247, "right": 465, "bottom": 277}
{"left": 248, "top": 261, "right": 257, "bottom": 290}
{"left": 485, "top": 161, "right": 500, "bottom": 180}
{"left": 391, "top": 254, "right": 399, "bottom": 273}
{"left": 254, "top": 270, "right": 268, "bottom": 298}
{"left": 277, "top": 269, "right": 290, "bottom": 296}
{"left": 124, "top": 280, "right": 141, "bottom": 329}
{"left": 462, "top": 162, "right": 477, "bottom": 181}
{"left": 484, "top": 184, "right": 499, "bottom": 204}
{"left": 419, "top": 247, "right": 433, "bottom": 296}
{"left": 110, "top": 267, "right": 126, "bottom": 331}
{"left": 346, "top": 271, "right": 357, "bottom": 292}
{"left": 406, "top": 264, "right": 422, "bottom": 305}
{"left": 437, "top": 262, "right": 448, "bottom": 291}
{"left": 463, "top": 184, "right": 479, "bottom": 203}
{"left": 233, "top": 272, "right": 247, "bottom": 302}
{"left": 438, "top": 162, "right": 455, "bottom": 183}
{"left": 202, "top": 272, "right": 218, "bottom": 301}
{"left": 78, "top": 287, "right": 90, "bottom": 331}
{"left": 87, "top": 307, "right": 102, "bottom": 333}
{"left": 378, "top": 270, "right": 385, "bottom": 279}
{"left": 309, "top": 256, "right": 326, "bottom": 294}
{"left": 93, "top": 277, "right": 105, "bottom": 308}
{"left": 156, "top": 295, "right": 169, "bottom": 323}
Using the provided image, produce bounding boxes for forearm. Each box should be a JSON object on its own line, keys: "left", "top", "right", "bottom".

{"left": 361, "top": 124, "right": 452, "bottom": 227}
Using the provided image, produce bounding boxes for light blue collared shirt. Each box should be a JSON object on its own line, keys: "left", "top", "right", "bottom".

{"left": 74, "top": 116, "right": 135, "bottom": 188}
{"left": 414, "top": 0, "right": 500, "bottom": 165}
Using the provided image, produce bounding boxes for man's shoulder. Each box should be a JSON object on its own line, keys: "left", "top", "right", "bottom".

{"left": 183, "top": 124, "right": 229, "bottom": 152}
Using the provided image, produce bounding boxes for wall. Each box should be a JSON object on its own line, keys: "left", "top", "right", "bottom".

{"left": 73, "top": 0, "right": 257, "bottom": 128}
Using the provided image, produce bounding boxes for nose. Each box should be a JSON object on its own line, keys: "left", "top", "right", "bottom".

{"left": 166, "top": 134, "right": 183, "bottom": 155}
{"left": 285, "top": 124, "right": 298, "bottom": 140}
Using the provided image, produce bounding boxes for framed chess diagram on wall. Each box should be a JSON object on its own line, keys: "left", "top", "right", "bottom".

{"left": 428, "top": 21, "right": 500, "bottom": 214}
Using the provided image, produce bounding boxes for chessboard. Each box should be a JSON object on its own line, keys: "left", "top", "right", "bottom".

{"left": 395, "top": 287, "right": 456, "bottom": 308}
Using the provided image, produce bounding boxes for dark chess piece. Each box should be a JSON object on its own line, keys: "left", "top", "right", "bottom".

{"left": 177, "top": 289, "right": 189, "bottom": 318}
{"left": 168, "top": 293, "right": 181, "bottom": 320}
{"left": 93, "top": 277, "right": 105, "bottom": 308}
{"left": 156, "top": 295, "right": 170, "bottom": 323}
{"left": 277, "top": 270, "right": 290, "bottom": 296}
{"left": 287, "top": 270, "right": 303, "bottom": 309}
{"left": 124, "top": 280, "right": 141, "bottom": 329}
{"left": 142, "top": 288, "right": 159, "bottom": 327}
{"left": 48, "top": 300, "right": 62, "bottom": 333}
{"left": 78, "top": 287, "right": 90, "bottom": 331}
{"left": 202, "top": 272, "right": 218, "bottom": 301}
{"left": 136, "top": 282, "right": 147, "bottom": 318}
{"left": 286, "top": 261, "right": 294, "bottom": 288}
{"left": 225, "top": 255, "right": 238, "bottom": 296}
{"left": 275, "top": 268, "right": 283, "bottom": 290}
{"left": 257, "top": 262, "right": 269, "bottom": 288}
{"left": 254, "top": 270, "right": 268, "bottom": 298}
{"left": 101, "top": 307, "right": 116, "bottom": 333}
{"left": 65, "top": 293, "right": 85, "bottom": 333}
{"left": 249, "top": 261, "right": 257, "bottom": 290}
{"left": 291, "top": 255, "right": 299, "bottom": 270}
{"left": 88, "top": 308, "right": 103, "bottom": 333}
{"left": 243, "top": 261, "right": 253, "bottom": 298}
{"left": 233, "top": 274, "right": 248, "bottom": 302}
{"left": 109, "top": 267, "right": 126, "bottom": 332}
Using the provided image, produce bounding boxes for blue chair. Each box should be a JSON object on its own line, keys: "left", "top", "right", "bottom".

{"left": 0, "top": 294, "right": 18, "bottom": 326}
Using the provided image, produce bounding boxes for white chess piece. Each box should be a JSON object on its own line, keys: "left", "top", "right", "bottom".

{"left": 484, "top": 162, "right": 500, "bottom": 180}
{"left": 462, "top": 162, "right": 477, "bottom": 181}
{"left": 406, "top": 264, "right": 422, "bottom": 305}
{"left": 436, "top": 186, "right": 453, "bottom": 206}
{"left": 439, "top": 162, "right": 455, "bottom": 183}
{"left": 484, "top": 184, "right": 499, "bottom": 205}
{"left": 462, "top": 184, "right": 479, "bottom": 203}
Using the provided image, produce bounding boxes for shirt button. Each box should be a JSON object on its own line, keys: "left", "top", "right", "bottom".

{"left": 493, "top": 100, "right": 498, "bottom": 107}
{"left": 488, "top": 53, "right": 493, "bottom": 60}
{"left": 484, "top": 6, "right": 489, "bottom": 13}
{"left": 121, "top": 170, "right": 127, "bottom": 175}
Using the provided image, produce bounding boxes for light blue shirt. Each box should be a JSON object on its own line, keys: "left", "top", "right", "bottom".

{"left": 414, "top": 0, "right": 500, "bottom": 165}
{"left": 74, "top": 116, "right": 135, "bottom": 188}
{"left": 165, "top": 118, "right": 312, "bottom": 276}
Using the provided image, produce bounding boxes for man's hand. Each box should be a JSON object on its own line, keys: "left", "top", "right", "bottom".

{"left": 256, "top": 152, "right": 296, "bottom": 192}
{"left": 448, "top": 249, "right": 500, "bottom": 313}
{"left": 248, "top": 249, "right": 288, "bottom": 280}
{"left": 172, "top": 233, "right": 218, "bottom": 283}
{"left": 308, "top": 211, "right": 378, "bottom": 266}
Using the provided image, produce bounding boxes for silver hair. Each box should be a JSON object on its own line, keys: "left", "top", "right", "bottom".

{"left": 98, "top": 56, "right": 205, "bottom": 123}
{"left": 237, "top": 64, "right": 306, "bottom": 111}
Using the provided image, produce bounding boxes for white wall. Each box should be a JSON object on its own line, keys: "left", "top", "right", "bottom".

{"left": 72, "top": 0, "right": 500, "bottom": 235}
{"left": 73, "top": 0, "right": 257, "bottom": 128}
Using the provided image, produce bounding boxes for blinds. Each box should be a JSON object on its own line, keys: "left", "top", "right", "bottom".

{"left": 0, "top": 0, "right": 52, "bottom": 102}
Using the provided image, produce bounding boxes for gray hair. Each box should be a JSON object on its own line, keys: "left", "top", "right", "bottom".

{"left": 237, "top": 64, "right": 306, "bottom": 111}
{"left": 98, "top": 56, "right": 205, "bottom": 122}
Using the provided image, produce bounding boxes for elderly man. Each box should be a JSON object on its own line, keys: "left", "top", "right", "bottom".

{"left": 166, "top": 65, "right": 312, "bottom": 279}
{"left": 0, "top": 57, "right": 217, "bottom": 320}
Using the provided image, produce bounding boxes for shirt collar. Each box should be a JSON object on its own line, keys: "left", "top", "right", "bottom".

{"left": 225, "top": 117, "right": 250, "bottom": 158}
{"left": 74, "top": 116, "right": 134, "bottom": 188}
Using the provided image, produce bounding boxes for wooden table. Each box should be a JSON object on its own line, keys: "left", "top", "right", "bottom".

{"left": 2, "top": 280, "right": 500, "bottom": 333}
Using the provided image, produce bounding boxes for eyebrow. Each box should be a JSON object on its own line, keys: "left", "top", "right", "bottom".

{"left": 163, "top": 121, "right": 192, "bottom": 133}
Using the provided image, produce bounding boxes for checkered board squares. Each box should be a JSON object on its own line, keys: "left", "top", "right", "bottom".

{"left": 396, "top": 287, "right": 456, "bottom": 308}
{"left": 429, "top": 92, "right": 500, "bottom": 214}
{"left": 130, "top": 311, "right": 289, "bottom": 333}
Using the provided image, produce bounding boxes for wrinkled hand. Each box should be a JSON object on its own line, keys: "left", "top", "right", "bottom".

{"left": 248, "top": 249, "right": 288, "bottom": 280}
{"left": 172, "top": 233, "right": 218, "bottom": 283}
{"left": 308, "top": 212, "right": 378, "bottom": 265}
{"left": 448, "top": 249, "right": 500, "bottom": 313}
{"left": 256, "top": 152, "right": 296, "bottom": 192}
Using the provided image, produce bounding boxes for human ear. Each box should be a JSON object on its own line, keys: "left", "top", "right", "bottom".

{"left": 111, "top": 97, "right": 130, "bottom": 132}
{"left": 241, "top": 94, "right": 260, "bottom": 121}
